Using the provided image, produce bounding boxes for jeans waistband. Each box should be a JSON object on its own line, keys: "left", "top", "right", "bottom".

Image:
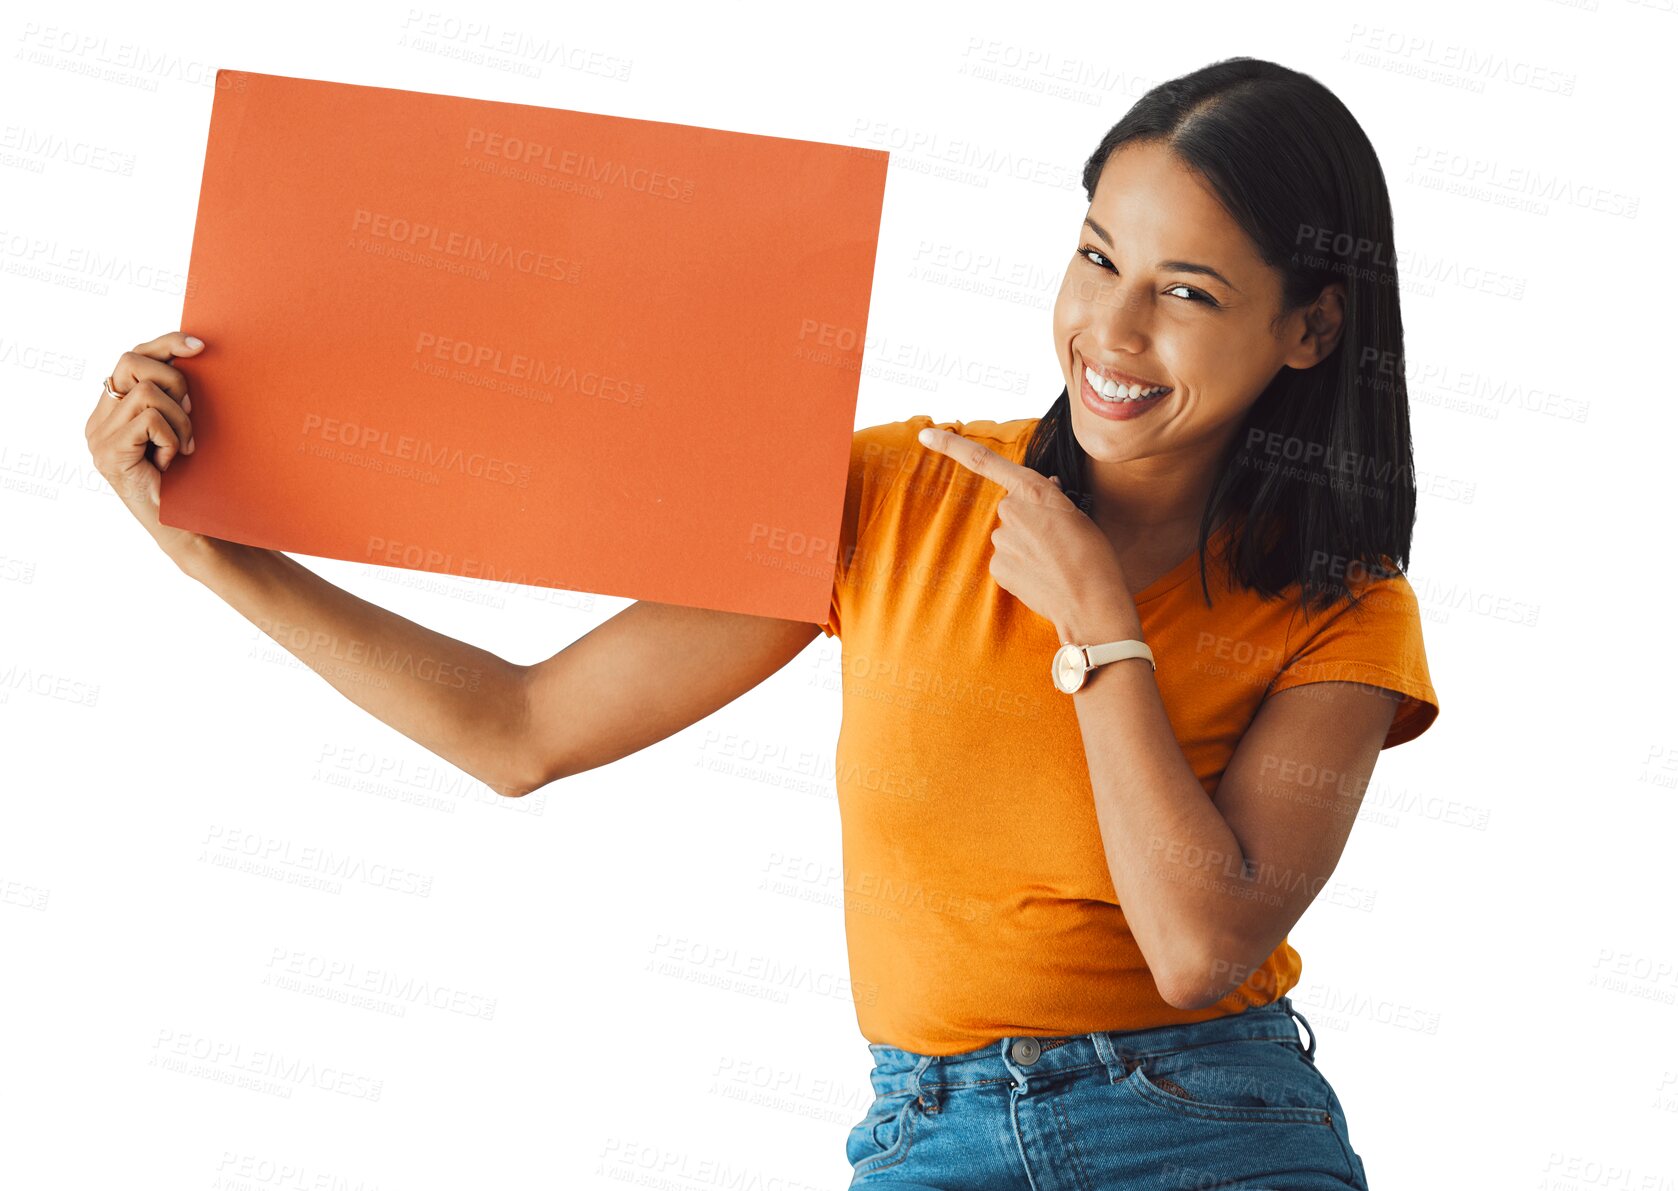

{"left": 869, "top": 997, "right": 1319, "bottom": 1100}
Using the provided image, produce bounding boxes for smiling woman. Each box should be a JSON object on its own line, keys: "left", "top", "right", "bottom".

{"left": 85, "top": 46, "right": 1432, "bottom": 1191}
{"left": 1029, "top": 66, "right": 1416, "bottom": 620}
{"left": 820, "top": 56, "right": 1436, "bottom": 1190}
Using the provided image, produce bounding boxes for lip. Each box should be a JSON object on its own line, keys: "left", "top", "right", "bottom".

{"left": 1076, "top": 351, "right": 1172, "bottom": 421}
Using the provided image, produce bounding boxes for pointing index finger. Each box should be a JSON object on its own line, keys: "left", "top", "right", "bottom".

{"left": 916, "top": 425, "right": 1034, "bottom": 495}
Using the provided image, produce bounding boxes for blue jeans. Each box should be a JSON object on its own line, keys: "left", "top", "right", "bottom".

{"left": 845, "top": 996, "right": 1368, "bottom": 1190}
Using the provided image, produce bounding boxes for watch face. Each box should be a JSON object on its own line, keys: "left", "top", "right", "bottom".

{"left": 1052, "top": 644, "right": 1086, "bottom": 693}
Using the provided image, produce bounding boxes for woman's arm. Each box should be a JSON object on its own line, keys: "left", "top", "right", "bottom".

{"left": 1065, "top": 585, "right": 1397, "bottom": 1012}
{"left": 177, "top": 537, "right": 823, "bottom": 799}
{"left": 91, "top": 331, "right": 830, "bottom": 801}
{"left": 516, "top": 600, "right": 821, "bottom": 791}
{"left": 910, "top": 424, "right": 1407, "bottom": 1013}
{"left": 177, "top": 536, "right": 536, "bottom": 796}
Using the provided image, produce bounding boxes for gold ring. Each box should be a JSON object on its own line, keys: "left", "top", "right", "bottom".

{"left": 102, "top": 375, "right": 125, "bottom": 401}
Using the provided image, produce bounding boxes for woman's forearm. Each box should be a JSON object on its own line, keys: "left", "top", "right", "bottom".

{"left": 174, "top": 535, "right": 533, "bottom": 796}
{"left": 1061, "top": 597, "right": 1255, "bottom": 1010}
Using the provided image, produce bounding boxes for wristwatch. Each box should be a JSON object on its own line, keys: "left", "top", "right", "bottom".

{"left": 1051, "top": 638, "right": 1155, "bottom": 694}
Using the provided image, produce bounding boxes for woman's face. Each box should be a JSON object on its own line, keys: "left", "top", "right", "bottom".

{"left": 1052, "top": 138, "right": 1340, "bottom": 468}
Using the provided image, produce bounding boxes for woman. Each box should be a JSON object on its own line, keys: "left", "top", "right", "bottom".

{"left": 86, "top": 56, "right": 1434, "bottom": 1190}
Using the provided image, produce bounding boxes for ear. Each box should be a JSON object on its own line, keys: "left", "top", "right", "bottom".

{"left": 1283, "top": 281, "right": 1346, "bottom": 370}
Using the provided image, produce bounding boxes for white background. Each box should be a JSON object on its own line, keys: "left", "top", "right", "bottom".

{"left": 4, "top": 0, "right": 1675, "bottom": 1187}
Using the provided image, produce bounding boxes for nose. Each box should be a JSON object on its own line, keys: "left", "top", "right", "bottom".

{"left": 1068, "top": 272, "right": 1154, "bottom": 356}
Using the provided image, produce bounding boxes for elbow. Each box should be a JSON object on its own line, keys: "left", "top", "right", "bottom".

{"left": 485, "top": 741, "right": 563, "bottom": 799}
{"left": 1157, "top": 933, "right": 1248, "bottom": 1012}
{"left": 1160, "top": 978, "right": 1223, "bottom": 1014}
{"left": 494, "top": 755, "right": 563, "bottom": 799}
{"left": 1157, "top": 969, "right": 1213, "bottom": 1013}
{"left": 492, "top": 665, "right": 563, "bottom": 798}
{"left": 485, "top": 771, "right": 535, "bottom": 799}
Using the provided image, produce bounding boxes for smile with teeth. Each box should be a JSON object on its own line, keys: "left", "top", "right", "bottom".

{"left": 1084, "top": 364, "right": 1171, "bottom": 403}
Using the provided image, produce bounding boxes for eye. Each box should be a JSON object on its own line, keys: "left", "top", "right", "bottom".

{"left": 1077, "top": 245, "right": 1218, "bottom": 307}
{"left": 1164, "top": 282, "right": 1215, "bottom": 305}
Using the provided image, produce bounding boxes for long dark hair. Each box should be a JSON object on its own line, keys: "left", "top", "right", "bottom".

{"left": 1023, "top": 56, "right": 1417, "bottom": 619}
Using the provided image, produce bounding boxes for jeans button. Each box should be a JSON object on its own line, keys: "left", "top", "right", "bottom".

{"left": 1010, "top": 1037, "right": 1041, "bottom": 1065}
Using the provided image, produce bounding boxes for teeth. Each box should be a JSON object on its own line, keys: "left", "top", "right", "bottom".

{"left": 1085, "top": 365, "right": 1169, "bottom": 402}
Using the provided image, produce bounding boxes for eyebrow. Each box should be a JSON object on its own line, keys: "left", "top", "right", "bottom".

{"left": 1083, "top": 216, "right": 1240, "bottom": 293}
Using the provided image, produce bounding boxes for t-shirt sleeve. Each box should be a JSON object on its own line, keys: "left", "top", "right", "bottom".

{"left": 1265, "top": 571, "right": 1440, "bottom": 749}
{"left": 819, "top": 418, "right": 926, "bottom": 640}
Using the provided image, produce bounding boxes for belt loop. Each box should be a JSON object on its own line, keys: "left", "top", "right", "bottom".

{"left": 1284, "top": 996, "right": 1317, "bottom": 1061}
{"left": 910, "top": 1053, "right": 938, "bottom": 1111}
{"left": 1090, "top": 1030, "right": 1129, "bottom": 1086}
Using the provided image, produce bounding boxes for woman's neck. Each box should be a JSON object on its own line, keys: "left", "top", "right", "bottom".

{"left": 1083, "top": 431, "right": 1230, "bottom": 551}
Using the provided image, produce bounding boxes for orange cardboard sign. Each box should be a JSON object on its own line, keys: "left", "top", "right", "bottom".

{"left": 165, "top": 69, "right": 889, "bottom": 623}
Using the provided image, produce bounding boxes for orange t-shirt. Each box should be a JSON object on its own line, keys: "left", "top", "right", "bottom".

{"left": 819, "top": 414, "right": 1440, "bottom": 1056}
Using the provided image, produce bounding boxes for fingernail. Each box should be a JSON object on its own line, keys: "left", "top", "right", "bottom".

{"left": 183, "top": 394, "right": 192, "bottom": 413}
{"left": 152, "top": 488, "right": 160, "bottom": 506}
{"left": 917, "top": 429, "right": 933, "bottom": 446}
{"left": 185, "top": 436, "right": 195, "bottom": 453}
{"left": 184, "top": 335, "right": 204, "bottom": 349}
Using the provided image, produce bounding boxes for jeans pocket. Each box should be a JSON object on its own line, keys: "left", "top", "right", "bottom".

{"left": 844, "top": 1088, "right": 917, "bottom": 1175}
{"left": 1125, "top": 1037, "right": 1336, "bottom": 1125}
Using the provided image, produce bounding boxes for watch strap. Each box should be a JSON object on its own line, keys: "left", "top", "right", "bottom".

{"left": 1083, "top": 638, "right": 1155, "bottom": 671}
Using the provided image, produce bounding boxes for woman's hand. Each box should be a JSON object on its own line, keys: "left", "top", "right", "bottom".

{"left": 83, "top": 330, "right": 209, "bottom": 567}
{"left": 916, "top": 425, "right": 1142, "bottom": 643}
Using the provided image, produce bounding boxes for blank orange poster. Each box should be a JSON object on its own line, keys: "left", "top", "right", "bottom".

{"left": 164, "top": 69, "right": 889, "bottom": 623}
